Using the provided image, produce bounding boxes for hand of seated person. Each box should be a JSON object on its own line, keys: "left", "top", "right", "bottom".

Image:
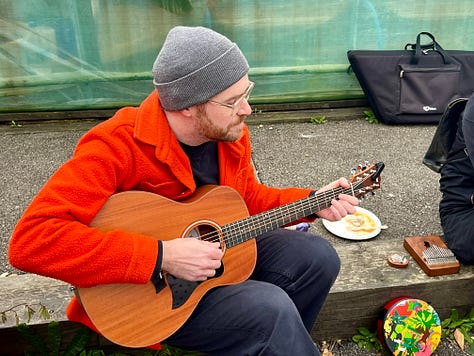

{"left": 315, "top": 177, "right": 359, "bottom": 221}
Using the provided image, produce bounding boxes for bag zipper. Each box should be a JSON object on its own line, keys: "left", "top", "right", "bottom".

{"left": 400, "top": 67, "right": 460, "bottom": 78}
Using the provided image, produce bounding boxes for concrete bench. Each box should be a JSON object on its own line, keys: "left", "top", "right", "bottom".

{"left": 0, "top": 274, "right": 150, "bottom": 355}
{"left": 313, "top": 238, "right": 474, "bottom": 341}
{"left": 1, "top": 237, "right": 473, "bottom": 354}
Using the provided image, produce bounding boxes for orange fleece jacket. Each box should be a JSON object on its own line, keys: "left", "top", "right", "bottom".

{"left": 8, "top": 91, "right": 313, "bottom": 343}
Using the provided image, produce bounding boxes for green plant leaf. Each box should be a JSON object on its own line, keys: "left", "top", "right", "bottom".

{"left": 451, "top": 320, "right": 467, "bottom": 328}
{"left": 352, "top": 327, "right": 383, "bottom": 352}
{"left": 450, "top": 308, "right": 460, "bottom": 322}
{"left": 38, "top": 305, "right": 51, "bottom": 320}
{"left": 85, "top": 350, "right": 105, "bottom": 356}
{"left": 442, "top": 318, "right": 452, "bottom": 328}
{"left": 26, "top": 306, "right": 36, "bottom": 323}
{"left": 363, "top": 110, "right": 379, "bottom": 124}
{"left": 461, "top": 328, "right": 474, "bottom": 345}
{"left": 17, "top": 323, "right": 48, "bottom": 356}
{"left": 357, "top": 327, "right": 372, "bottom": 336}
{"left": 63, "top": 326, "right": 91, "bottom": 356}
{"left": 309, "top": 116, "right": 327, "bottom": 124}
{"left": 10, "top": 120, "right": 23, "bottom": 128}
{"left": 47, "top": 321, "right": 62, "bottom": 356}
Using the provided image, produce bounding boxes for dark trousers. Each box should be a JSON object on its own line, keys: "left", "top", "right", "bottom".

{"left": 166, "top": 228, "right": 340, "bottom": 355}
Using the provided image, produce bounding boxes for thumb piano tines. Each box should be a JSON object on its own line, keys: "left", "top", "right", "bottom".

{"left": 403, "top": 235, "right": 460, "bottom": 276}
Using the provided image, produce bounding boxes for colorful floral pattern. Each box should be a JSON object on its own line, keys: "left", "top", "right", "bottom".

{"left": 384, "top": 298, "right": 441, "bottom": 355}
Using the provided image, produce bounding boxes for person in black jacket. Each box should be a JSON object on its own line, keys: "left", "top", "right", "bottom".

{"left": 439, "top": 92, "right": 474, "bottom": 264}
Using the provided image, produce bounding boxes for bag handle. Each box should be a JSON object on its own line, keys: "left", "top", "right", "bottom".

{"left": 406, "top": 32, "right": 456, "bottom": 65}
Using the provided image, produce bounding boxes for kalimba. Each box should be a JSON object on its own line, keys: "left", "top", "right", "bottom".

{"left": 403, "top": 235, "right": 460, "bottom": 276}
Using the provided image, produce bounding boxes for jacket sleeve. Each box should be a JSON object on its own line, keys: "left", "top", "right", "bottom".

{"left": 8, "top": 124, "right": 158, "bottom": 288}
{"left": 463, "top": 95, "right": 474, "bottom": 169}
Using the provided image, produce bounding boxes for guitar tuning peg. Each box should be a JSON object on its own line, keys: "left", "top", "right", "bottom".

{"left": 364, "top": 160, "right": 370, "bottom": 166}
{"left": 351, "top": 168, "right": 357, "bottom": 175}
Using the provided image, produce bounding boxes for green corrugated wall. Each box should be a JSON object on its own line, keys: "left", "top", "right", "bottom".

{"left": 1, "top": 0, "right": 473, "bottom": 112}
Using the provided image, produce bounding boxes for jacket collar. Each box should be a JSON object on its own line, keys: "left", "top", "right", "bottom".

{"left": 134, "top": 91, "right": 196, "bottom": 191}
{"left": 134, "top": 91, "right": 171, "bottom": 147}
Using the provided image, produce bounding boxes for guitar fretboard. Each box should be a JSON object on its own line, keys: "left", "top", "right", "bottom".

{"left": 222, "top": 186, "right": 352, "bottom": 248}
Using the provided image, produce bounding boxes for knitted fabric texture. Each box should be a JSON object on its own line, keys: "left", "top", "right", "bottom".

{"left": 152, "top": 26, "right": 249, "bottom": 111}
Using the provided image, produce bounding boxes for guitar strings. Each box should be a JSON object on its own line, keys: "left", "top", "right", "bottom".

{"left": 225, "top": 186, "right": 350, "bottom": 241}
{"left": 214, "top": 170, "right": 375, "bottom": 245}
{"left": 195, "top": 185, "right": 354, "bottom": 246}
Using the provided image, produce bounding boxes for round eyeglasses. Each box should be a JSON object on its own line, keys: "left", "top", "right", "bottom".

{"left": 208, "top": 81, "right": 254, "bottom": 116}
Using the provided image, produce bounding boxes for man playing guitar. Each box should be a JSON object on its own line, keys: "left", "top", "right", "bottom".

{"left": 9, "top": 26, "right": 359, "bottom": 355}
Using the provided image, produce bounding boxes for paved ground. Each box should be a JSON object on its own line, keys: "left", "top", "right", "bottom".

{"left": 1, "top": 116, "right": 467, "bottom": 355}
{"left": 0, "top": 117, "right": 443, "bottom": 274}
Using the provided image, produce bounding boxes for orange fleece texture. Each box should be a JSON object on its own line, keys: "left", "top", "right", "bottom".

{"left": 8, "top": 91, "right": 313, "bottom": 345}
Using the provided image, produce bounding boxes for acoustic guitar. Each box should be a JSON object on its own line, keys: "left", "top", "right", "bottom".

{"left": 76, "top": 162, "right": 384, "bottom": 347}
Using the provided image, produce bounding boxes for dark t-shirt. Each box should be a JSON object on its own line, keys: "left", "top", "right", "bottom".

{"left": 180, "top": 141, "right": 219, "bottom": 187}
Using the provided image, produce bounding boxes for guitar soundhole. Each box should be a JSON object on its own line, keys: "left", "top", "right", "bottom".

{"left": 167, "top": 223, "right": 224, "bottom": 309}
{"left": 185, "top": 223, "right": 224, "bottom": 278}
{"left": 186, "top": 224, "right": 219, "bottom": 243}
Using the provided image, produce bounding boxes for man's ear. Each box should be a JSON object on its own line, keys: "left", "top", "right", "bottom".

{"left": 179, "top": 103, "right": 205, "bottom": 119}
{"left": 179, "top": 108, "right": 191, "bottom": 116}
{"left": 179, "top": 107, "right": 193, "bottom": 118}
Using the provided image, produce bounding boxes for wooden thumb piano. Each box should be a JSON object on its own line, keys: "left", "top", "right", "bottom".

{"left": 403, "top": 235, "right": 460, "bottom": 276}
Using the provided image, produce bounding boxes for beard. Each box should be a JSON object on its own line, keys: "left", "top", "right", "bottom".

{"left": 195, "top": 108, "right": 246, "bottom": 142}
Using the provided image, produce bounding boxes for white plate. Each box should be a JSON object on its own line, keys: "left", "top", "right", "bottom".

{"left": 322, "top": 207, "right": 382, "bottom": 240}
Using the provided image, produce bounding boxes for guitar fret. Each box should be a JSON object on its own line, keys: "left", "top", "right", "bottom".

{"left": 220, "top": 160, "right": 385, "bottom": 247}
{"left": 223, "top": 186, "right": 351, "bottom": 248}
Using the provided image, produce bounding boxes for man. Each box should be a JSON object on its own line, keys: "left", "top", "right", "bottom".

{"left": 440, "top": 92, "right": 474, "bottom": 264}
{"left": 9, "top": 26, "right": 358, "bottom": 355}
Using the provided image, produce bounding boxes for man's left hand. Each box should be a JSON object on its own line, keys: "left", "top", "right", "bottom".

{"left": 315, "top": 177, "right": 359, "bottom": 221}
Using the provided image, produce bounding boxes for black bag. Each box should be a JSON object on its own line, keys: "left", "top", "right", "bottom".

{"left": 423, "top": 97, "right": 468, "bottom": 173}
{"left": 348, "top": 32, "right": 474, "bottom": 124}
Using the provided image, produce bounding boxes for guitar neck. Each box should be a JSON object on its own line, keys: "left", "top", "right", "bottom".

{"left": 222, "top": 185, "right": 353, "bottom": 248}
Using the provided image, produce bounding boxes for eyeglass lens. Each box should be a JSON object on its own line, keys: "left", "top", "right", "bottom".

{"left": 231, "top": 82, "right": 254, "bottom": 115}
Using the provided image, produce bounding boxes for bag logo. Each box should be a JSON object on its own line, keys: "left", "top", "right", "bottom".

{"left": 423, "top": 106, "right": 438, "bottom": 112}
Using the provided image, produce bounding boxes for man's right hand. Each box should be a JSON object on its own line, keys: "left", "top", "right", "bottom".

{"left": 161, "top": 238, "right": 223, "bottom": 281}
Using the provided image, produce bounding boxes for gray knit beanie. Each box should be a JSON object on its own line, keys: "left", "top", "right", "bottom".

{"left": 152, "top": 26, "right": 249, "bottom": 111}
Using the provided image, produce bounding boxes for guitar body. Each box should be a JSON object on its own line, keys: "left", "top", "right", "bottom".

{"left": 75, "top": 162, "right": 385, "bottom": 348}
{"left": 76, "top": 185, "right": 256, "bottom": 347}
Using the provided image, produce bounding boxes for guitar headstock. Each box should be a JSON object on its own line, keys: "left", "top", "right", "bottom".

{"left": 350, "top": 162, "right": 384, "bottom": 199}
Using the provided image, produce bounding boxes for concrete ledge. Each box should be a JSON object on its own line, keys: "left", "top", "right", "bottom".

{"left": 0, "top": 275, "right": 153, "bottom": 355}
{"left": 0, "top": 274, "right": 69, "bottom": 328}
{"left": 2, "top": 238, "right": 473, "bottom": 353}
{"left": 0, "top": 99, "right": 369, "bottom": 123}
{"left": 312, "top": 239, "right": 474, "bottom": 341}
